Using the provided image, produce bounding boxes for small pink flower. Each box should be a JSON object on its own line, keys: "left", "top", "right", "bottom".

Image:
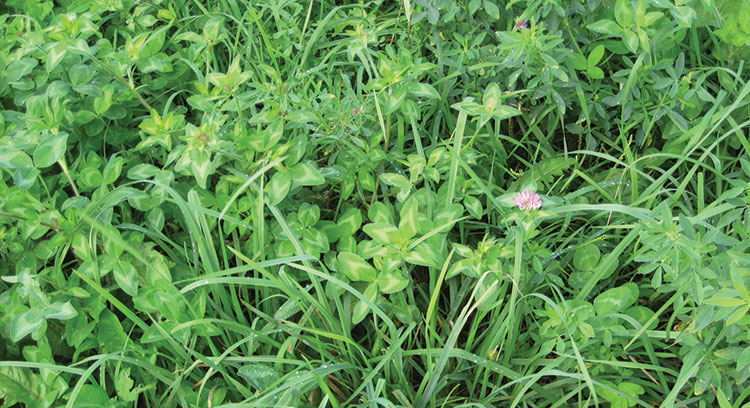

{"left": 352, "top": 109, "right": 359, "bottom": 114}
{"left": 514, "top": 190, "right": 542, "bottom": 210}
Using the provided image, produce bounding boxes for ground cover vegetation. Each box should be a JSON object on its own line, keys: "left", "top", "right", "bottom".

{"left": 1, "top": 0, "right": 750, "bottom": 406}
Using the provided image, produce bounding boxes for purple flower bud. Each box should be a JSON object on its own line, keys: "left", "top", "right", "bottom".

{"left": 515, "top": 18, "right": 528, "bottom": 29}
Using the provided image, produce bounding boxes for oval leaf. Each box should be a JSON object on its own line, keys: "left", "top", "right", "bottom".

{"left": 33, "top": 132, "right": 68, "bottom": 168}
{"left": 338, "top": 252, "right": 377, "bottom": 282}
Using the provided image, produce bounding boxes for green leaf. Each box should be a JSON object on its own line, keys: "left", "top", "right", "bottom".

{"left": 115, "top": 367, "right": 139, "bottom": 402}
{"left": 587, "top": 19, "right": 623, "bottom": 37}
{"left": 463, "top": 195, "right": 483, "bottom": 219}
{"left": 483, "top": 0, "right": 500, "bottom": 19}
{"left": 637, "top": 27, "right": 650, "bottom": 53}
{"left": 238, "top": 364, "right": 280, "bottom": 392}
{"left": 6, "top": 57, "right": 38, "bottom": 83}
{"left": 571, "top": 53, "right": 587, "bottom": 70}
{"left": 380, "top": 173, "right": 410, "bottom": 188}
{"left": 619, "top": 382, "right": 645, "bottom": 397}
{"left": 14, "top": 167, "right": 40, "bottom": 189}
{"left": 249, "top": 120, "right": 283, "bottom": 152}
{"left": 730, "top": 262, "right": 750, "bottom": 302}
{"left": 298, "top": 203, "right": 320, "bottom": 227}
{"left": 338, "top": 252, "right": 377, "bottom": 281}
{"left": 114, "top": 260, "right": 139, "bottom": 296}
{"left": 588, "top": 66, "right": 605, "bottom": 79}
{"left": 98, "top": 309, "right": 128, "bottom": 351}
{"left": 190, "top": 149, "right": 211, "bottom": 189}
{"left": 0, "top": 367, "right": 46, "bottom": 407}
{"left": 623, "top": 30, "right": 639, "bottom": 53}
{"left": 587, "top": 45, "right": 605, "bottom": 67}
{"left": 737, "top": 346, "right": 750, "bottom": 372}
{"left": 289, "top": 162, "right": 325, "bottom": 186}
{"left": 573, "top": 245, "right": 601, "bottom": 270}
{"left": 93, "top": 85, "right": 113, "bottom": 114}
{"left": 615, "top": 0, "right": 634, "bottom": 26}
{"left": 408, "top": 82, "right": 440, "bottom": 99}
{"left": 46, "top": 41, "right": 68, "bottom": 72}
{"left": 434, "top": 204, "right": 463, "bottom": 232}
{"left": 363, "top": 223, "right": 401, "bottom": 246}
{"left": 76, "top": 384, "right": 110, "bottom": 407}
{"left": 337, "top": 208, "right": 362, "bottom": 236}
{"left": 399, "top": 197, "right": 419, "bottom": 239}
{"left": 0, "top": 147, "right": 33, "bottom": 169}
{"left": 44, "top": 301, "right": 77, "bottom": 319}
{"left": 716, "top": 387, "right": 733, "bottom": 408}
{"left": 376, "top": 269, "right": 409, "bottom": 294}
{"left": 727, "top": 304, "right": 750, "bottom": 326}
{"left": 352, "top": 282, "right": 378, "bottom": 324}
{"left": 405, "top": 242, "right": 441, "bottom": 268}
{"left": 704, "top": 297, "right": 747, "bottom": 307}
{"left": 368, "top": 201, "right": 392, "bottom": 224}
{"left": 9, "top": 307, "right": 45, "bottom": 342}
{"left": 33, "top": 132, "right": 68, "bottom": 168}
{"left": 594, "top": 283, "right": 638, "bottom": 315}
{"left": 267, "top": 170, "right": 291, "bottom": 206}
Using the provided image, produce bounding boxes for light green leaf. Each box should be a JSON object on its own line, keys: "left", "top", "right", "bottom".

{"left": 0, "top": 147, "right": 33, "bottom": 169}
{"left": 623, "top": 30, "right": 639, "bottom": 53}
{"left": 352, "top": 282, "right": 378, "bottom": 324}
{"left": 483, "top": 0, "right": 500, "bottom": 19}
{"left": 587, "top": 45, "right": 605, "bottom": 67}
{"left": 434, "top": 204, "right": 463, "bottom": 232}
{"left": 33, "top": 132, "right": 68, "bottom": 168}
{"left": 267, "top": 170, "right": 291, "bottom": 206}
{"left": 615, "top": 0, "right": 634, "bottom": 26}
{"left": 380, "top": 173, "right": 410, "bottom": 188}
{"left": 337, "top": 208, "right": 362, "bottom": 236}
{"left": 408, "top": 82, "right": 440, "bottom": 99}
{"left": 376, "top": 269, "right": 409, "bottom": 294}
{"left": 363, "top": 223, "right": 401, "bottom": 246}
{"left": 399, "top": 197, "right": 419, "bottom": 239}
{"left": 114, "top": 260, "right": 139, "bottom": 296}
{"left": 190, "top": 149, "right": 211, "bottom": 189}
{"left": 587, "top": 19, "right": 623, "bottom": 37}
{"left": 737, "top": 346, "right": 750, "bottom": 372}
{"left": 44, "top": 301, "right": 78, "bottom": 319}
{"left": 571, "top": 53, "right": 587, "bottom": 70}
{"left": 10, "top": 307, "right": 45, "bottom": 342}
{"left": 368, "top": 201, "right": 392, "bottom": 224}
{"left": 463, "top": 195, "right": 483, "bottom": 219}
{"left": 405, "top": 242, "right": 440, "bottom": 268}
{"left": 704, "top": 297, "right": 747, "bottom": 307}
{"left": 588, "top": 66, "right": 605, "bottom": 79}
{"left": 727, "top": 304, "right": 750, "bottom": 326}
{"left": 46, "top": 41, "right": 68, "bottom": 72}
{"left": 338, "top": 252, "right": 377, "bottom": 281}
{"left": 289, "top": 162, "right": 325, "bottom": 186}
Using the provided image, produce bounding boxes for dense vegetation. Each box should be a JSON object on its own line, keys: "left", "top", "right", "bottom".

{"left": 1, "top": 0, "right": 750, "bottom": 406}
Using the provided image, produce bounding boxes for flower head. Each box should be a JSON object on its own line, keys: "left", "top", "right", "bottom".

{"left": 515, "top": 18, "right": 528, "bottom": 29}
{"left": 514, "top": 190, "right": 542, "bottom": 210}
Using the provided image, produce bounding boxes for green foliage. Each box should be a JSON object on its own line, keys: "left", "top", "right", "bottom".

{"left": 1, "top": 0, "right": 749, "bottom": 406}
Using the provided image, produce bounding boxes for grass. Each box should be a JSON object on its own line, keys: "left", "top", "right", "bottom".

{"left": 1, "top": 0, "right": 750, "bottom": 407}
